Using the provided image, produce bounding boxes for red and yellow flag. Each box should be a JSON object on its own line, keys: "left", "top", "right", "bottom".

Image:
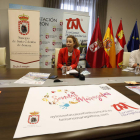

{"left": 103, "top": 19, "right": 116, "bottom": 68}
{"left": 115, "top": 20, "right": 126, "bottom": 68}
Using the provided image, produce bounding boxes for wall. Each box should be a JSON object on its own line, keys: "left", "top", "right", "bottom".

{"left": 106, "top": 0, "right": 140, "bottom": 51}
{"left": 0, "top": 0, "right": 44, "bottom": 67}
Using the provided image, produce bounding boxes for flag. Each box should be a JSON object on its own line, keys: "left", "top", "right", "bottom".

{"left": 103, "top": 19, "right": 116, "bottom": 68}
{"left": 115, "top": 20, "right": 126, "bottom": 68}
{"left": 86, "top": 18, "right": 105, "bottom": 68}
{"left": 127, "top": 21, "right": 139, "bottom": 52}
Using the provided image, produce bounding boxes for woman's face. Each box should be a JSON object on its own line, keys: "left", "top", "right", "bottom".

{"left": 66, "top": 38, "right": 75, "bottom": 50}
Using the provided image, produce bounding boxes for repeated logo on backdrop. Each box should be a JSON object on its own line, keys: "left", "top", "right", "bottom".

{"left": 53, "top": 26, "right": 56, "bottom": 32}
{"left": 45, "top": 33, "right": 49, "bottom": 39}
{"left": 52, "top": 40, "right": 56, "bottom": 46}
{"left": 60, "top": 20, "right": 63, "bottom": 26}
{"left": 59, "top": 34, "right": 62, "bottom": 40}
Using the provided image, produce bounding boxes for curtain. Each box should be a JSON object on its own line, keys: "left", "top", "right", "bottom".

{"left": 44, "top": 0, "right": 108, "bottom": 46}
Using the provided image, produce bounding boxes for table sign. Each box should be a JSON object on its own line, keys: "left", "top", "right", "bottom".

{"left": 14, "top": 84, "right": 140, "bottom": 138}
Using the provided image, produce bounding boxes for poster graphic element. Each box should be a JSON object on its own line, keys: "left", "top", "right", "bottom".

{"left": 18, "top": 14, "right": 29, "bottom": 35}
{"left": 28, "top": 112, "right": 39, "bottom": 124}
{"left": 8, "top": 9, "right": 40, "bottom": 68}
{"left": 62, "top": 13, "right": 89, "bottom": 59}
{"left": 14, "top": 84, "right": 140, "bottom": 138}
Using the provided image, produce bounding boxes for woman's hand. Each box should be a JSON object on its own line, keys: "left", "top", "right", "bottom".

{"left": 67, "top": 66, "right": 71, "bottom": 71}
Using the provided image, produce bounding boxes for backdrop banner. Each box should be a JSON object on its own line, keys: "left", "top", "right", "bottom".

{"left": 62, "top": 13, "right": 89, "bottom": 59}
{"left": 14, "top": 84, "right": 140, "bottom": 138}
{"left": 9, "top": 4, "right": 89, "bottom": 68}
{"left": 8, "top": 9, "right": 40, "bottom": 68}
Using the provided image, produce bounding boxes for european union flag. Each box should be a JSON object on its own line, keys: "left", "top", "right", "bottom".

{"left": 127, "top": 21, "right": 139, "bottom": 52}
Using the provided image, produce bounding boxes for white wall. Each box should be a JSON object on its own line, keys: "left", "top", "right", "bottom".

{"left": 0, "top": 0, "right": 44, "bottom": 67}
{"left": 106, "top": 0, "right": 140, "bottom": 51}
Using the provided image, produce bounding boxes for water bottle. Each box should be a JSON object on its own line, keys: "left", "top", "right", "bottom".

{"left": 62, "top": 63, "right": 67, "bottom": 75}
{"left": 135, "top": 63, "right": 140, "bottom": 75}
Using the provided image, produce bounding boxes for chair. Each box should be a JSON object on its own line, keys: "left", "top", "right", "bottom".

{"left": 123, "top": 52, "right": 131, "bottom": 67}
{"left": 0, "top": 47, "right": 6, "bottom": 67}
{"left": 55, "top": 48, "right": 61, "bottom": 68}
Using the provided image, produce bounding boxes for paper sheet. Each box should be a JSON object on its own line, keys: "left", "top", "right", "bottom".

{"left": 14, "top": 84, "right": 140, "bottom": 138}
{"left": 14, "top": 72, "right": 50, "bottom": 85}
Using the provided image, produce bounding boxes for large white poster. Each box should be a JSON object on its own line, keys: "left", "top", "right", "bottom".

{"left": 62, "top": 13, "right": 89, "bottom": 59}
{"left": 14, "top": 84, "right": 140, "bottom": 138}
{"left": 9, "top": 4, "right": 89, "bottom": 68}
{"left": 8, "top": 9, "right": 40, "bottom": 68}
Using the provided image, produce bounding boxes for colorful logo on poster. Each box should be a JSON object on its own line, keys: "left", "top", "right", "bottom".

{"left": 42, "top": 89, "right": 111, "bottom": 109}
{"left": 53, "top": 26, "right": 56, "bottom": 32}
{"left": 52, "top": 40, "right": 56, "bottom": 46}
{"left": 45, "top": 33, "right": 49, "bottom": 39}
{"left": 66, "top": 18, "right": 85, "bottom": 33}
{"left": 28, "top": 111, "right": 39, "bottom": 124}
{"left": 45, "top": 47, "right": 49, "bottom": 52}
{"left": 59, "top": 34, "right": 62, "bottom": 40}
{"left": 18, "top": 14, "right": 29, "bottom": 35}
{"left": 60, "top": 20, "right": 63, "bottom": 26}
{"left": 112, "top": 102, "right": 139, "bottom": 111}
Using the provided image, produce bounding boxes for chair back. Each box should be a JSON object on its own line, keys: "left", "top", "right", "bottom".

{"left": 0, "top": 47, "right": 6, "bottom": 67}
{"left": 123, "top": 52, "right": 131, "bottom": 67}
{"left": 55, "top": 48, "right": 61, "bottom": 68}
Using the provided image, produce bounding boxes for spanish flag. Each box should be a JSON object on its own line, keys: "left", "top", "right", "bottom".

{"left": 103, "top": 19, "right": 116, "bottom": 68}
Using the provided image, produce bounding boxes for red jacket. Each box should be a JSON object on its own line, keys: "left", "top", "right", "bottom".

{"left": 57, "top": 47, "right": 80, "bottom": 69}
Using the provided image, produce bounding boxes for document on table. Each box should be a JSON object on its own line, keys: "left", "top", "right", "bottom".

{"left": 66, "top": 69, "right": 78, "bottom": 74}
{"left": 126, "top": 86, "right": 140, "bottom": 95}
{"left": 122, "top": 67, "right": 134, "bottom": 72}
{"left": 14, "top": 72, "right": 50, "bottom": 85}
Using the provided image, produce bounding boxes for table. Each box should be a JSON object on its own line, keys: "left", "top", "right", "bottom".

{"left": 0, "top": 68, "right": 140, "bottom": 140}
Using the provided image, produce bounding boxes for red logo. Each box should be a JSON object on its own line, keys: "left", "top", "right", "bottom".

{"left": 45, "top": 47, "right": 49, "bottom": 52}
{"left": 112, "top": 102, "right": 139, "bottom": 111}
{"left": 66, "top": 18, "right": 85, "bottom": 33}
{"left": 45, "top": 61, "right": 48, "bottom": 66}
{"left": 53, "top": 26, "right": 56, "bottom": 32}
{"left": 18, "top": 14, "right": 29, "bottom": 35}
{"left": 52, "top": 54, "right": 55, "bottom": 58}
{"left": 52, "top": 41, "right": 56, "bottom": 46}
{"left": 59, "top": 35, "right": 62, "bottom": 40}
{"left": 60, "top": 21, "right": 63, "bottom": 26}
{"left": 40, "top": 40, "right": 42, "bottom": 45}
{"left": 46, "top": 34, "right": 49, "bottom": 39}
{"left": 28, "top": 112, "right": 39, "bottom": 124}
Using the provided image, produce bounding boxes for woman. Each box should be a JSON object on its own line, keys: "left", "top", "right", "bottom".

{"left": 57, "top": 35, "right": 80, "bottom": 71}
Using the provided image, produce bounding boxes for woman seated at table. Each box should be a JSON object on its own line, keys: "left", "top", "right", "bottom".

{"left": 57, "top": 35, "right": 80, "bottom": 71}
{"left": 129, "top": 40, "right": 140, "bottom": 68}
